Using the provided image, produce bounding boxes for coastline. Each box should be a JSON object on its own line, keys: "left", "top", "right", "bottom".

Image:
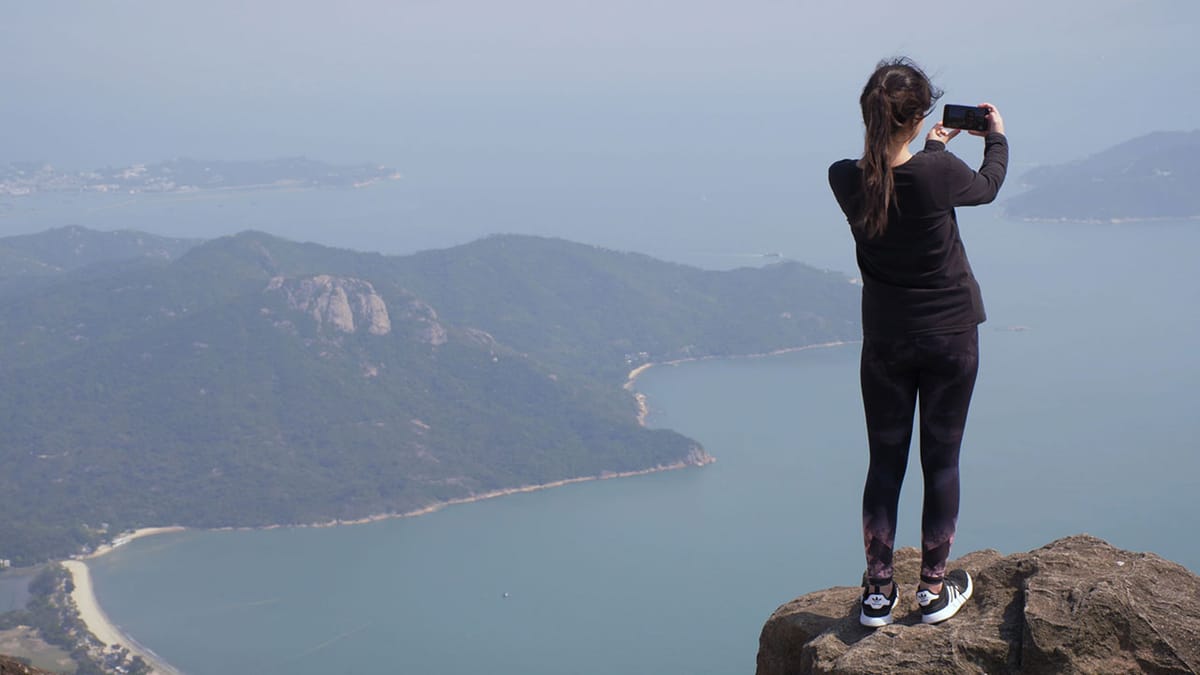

{"left": 240, "top": 456, "right": 715, "bottom": 531}
{"left": 54, "top": 344, "right": 857, "bottom": 671}
{"left": 77, "top": 458, "right": 716, "bottom": 547}
{"left": 623, "top": 341, "right": 855, "bottom": 426}
{"left": 63, "top": 460, "right": 716, "bottom": 673}
{"left": 61, "top": 560, "right": 184, "bottom": 675}
{"left": 83, "top": 527, "right": 188, "bottom": 560}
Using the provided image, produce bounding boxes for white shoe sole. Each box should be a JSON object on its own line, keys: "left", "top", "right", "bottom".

{"left": 921, "top": 573, "right": 973, "bottom": 624}
{"left": 859, "top": 611, "right": 894, "bottom": 627}
{"left": 860, "top": 603, "right": 896, "bottom": 627}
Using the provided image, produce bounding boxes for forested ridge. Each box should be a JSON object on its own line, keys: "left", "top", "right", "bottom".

{"left": 0, "top": 227, "right": 859, "bottom": 564}
{"left": 1004, "top": 130, "right": 1200, "bottom": 221}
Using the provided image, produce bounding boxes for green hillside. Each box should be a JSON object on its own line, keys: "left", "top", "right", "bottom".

{"left": 1004, "top": 130, "right": 1200, "bottom": 221}
{"left": 0, "top": 229, "right": 860, "bottom": 564}
{"left": 0, "top": 225, "right": 197, "bottom": 292}
{"left": 392, "top": 235, "right": 858, "bottom": 380}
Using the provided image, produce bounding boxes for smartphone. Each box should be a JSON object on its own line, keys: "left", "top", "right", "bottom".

{"left": 942, "top": 104, "right": 990, "bottom": 132}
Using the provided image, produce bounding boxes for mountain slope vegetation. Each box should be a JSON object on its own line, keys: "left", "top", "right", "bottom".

{"left": 0, "top": 229, "right": 859, "bottom": 564}
{"left": 1004, "top": 130, "right": 1200, "bottom": 221}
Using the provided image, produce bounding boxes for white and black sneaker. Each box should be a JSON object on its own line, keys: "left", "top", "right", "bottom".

{"left": 916, "top": 569, "right": 973, "bottom": 624}
{"left": 860, "top": 579, "right": 899, "bottom": 627}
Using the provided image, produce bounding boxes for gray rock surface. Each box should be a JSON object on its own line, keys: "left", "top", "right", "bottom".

{"left": 757, "top": 535, "right": 1200, "bottom": 674}
{"left": 266, "top": 274, "right": 392, "bottom": 335}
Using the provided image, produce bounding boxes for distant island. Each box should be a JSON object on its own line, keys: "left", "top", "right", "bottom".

{"left": 0, "top": 157, "right": 402, "bottom": 197}
{"left": 0, "top": 227, "right": 861, "bottom": 566}
{"left": 1003, "top": 130, "right": 1200, "bottom": 222}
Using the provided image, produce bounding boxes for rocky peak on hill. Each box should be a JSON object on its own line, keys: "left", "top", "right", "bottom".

{"left": 757, "top": 535, "right": 1200, "bottom": 675}
{"left": 395, "top": 296, "right": 448, "bottom": 346}
{"left": 266, "top": 274, "right": 392, "bottom": 335}
{"left": 0, "top": 227, "right": 861, "bottom": 566}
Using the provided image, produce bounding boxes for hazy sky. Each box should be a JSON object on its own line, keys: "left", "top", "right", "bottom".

{"left": 2, "top": 1, "right": 1197, "bottom": 168}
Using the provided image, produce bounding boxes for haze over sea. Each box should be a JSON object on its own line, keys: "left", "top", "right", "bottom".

{"left": 3, "top": 1, "right": 1198, "bottom": 673}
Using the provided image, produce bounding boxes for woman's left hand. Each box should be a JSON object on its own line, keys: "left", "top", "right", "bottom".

{"left": 928, "top": 122, "right": 960, "bottom": 145}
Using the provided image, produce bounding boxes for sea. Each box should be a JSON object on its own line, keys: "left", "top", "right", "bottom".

{"left": 2, "top": 184, "right": 1198, "bottom": 674}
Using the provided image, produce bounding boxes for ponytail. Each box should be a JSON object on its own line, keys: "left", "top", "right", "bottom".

{"left": 860, "top": 87, "right": 895, "bottom": 239}
{"left": 856, "top": 58, "right": 942, "bottom": 238}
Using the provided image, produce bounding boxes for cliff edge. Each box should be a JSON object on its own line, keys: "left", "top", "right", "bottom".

{"left": 757, "top": 535, "right": 1199, "bottom": 675}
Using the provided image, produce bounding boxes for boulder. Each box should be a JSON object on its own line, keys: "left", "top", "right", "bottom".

{"left": 757, "top": 535, "right": 1200, "bottom": 674}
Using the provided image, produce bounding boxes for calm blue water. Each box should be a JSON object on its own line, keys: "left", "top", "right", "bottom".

{"left": 72, "top": 205, "right": 1200, "bottom": 674}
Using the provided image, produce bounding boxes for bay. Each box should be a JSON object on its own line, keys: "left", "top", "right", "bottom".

{"left": 84, "top": 214, "right": 1200, "bottom": 674}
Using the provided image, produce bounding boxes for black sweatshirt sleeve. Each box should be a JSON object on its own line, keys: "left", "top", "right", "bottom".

{"left": 945, "top": 132, "right": 1008, "bottom": 207}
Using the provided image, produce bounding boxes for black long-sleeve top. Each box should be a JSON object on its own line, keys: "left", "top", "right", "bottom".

{"left": 828, "top": 132, "right": 1008, "bottom": 337}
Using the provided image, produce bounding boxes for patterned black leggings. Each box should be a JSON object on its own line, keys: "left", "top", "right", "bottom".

{"left": 860, "top": 328, "right": 979, "bottom": 585}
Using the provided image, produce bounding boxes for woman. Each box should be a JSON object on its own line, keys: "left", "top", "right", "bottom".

{"left": 827, "top": 58, "right": 1007, "bottom": 627}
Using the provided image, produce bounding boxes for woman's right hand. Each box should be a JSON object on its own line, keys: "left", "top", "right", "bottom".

{"left": 971, "top": 102, "right": 1005, "bottom": 136}
{"left": 928, "top": 121, "right": 960, "bottom": 145}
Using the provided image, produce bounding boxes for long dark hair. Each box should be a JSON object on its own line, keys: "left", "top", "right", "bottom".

{"left": 858, "top": 58, "right": 942, "bottom": 237}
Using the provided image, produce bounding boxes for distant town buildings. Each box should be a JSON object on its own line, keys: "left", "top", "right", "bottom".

{"left": 0, "top": 158, "right": 401, "bottom": 197}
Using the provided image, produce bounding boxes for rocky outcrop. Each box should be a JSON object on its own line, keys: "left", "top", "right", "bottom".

{"left": 266, "top": 275, "right": 392, "bottom": 335}
{"left": 757, "top": 535, "right": 1200, "bottom": 675}
{"left": 0, "top": 655, "right": 53, "bottom": 675}
{"left": 395, "top": 297, "right": 447, "bottom": 346}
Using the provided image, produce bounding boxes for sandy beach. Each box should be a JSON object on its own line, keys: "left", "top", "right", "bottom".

{"left": 83, "top": 526, "right": 187, "bottom": 560}
{"left": 63, "top": 557, "right": 183, "bottom": 675}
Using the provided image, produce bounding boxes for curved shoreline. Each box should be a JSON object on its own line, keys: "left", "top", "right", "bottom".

{"left": 83, "top": 526, "right": 188, "bottom": 560}
{"left": 60, "top": 344, "right": 848, "bottom": 672}
{"left": 63, "top": 459, "right": 716, "bottom": 674}
{"left": 228, "top": 457, "right": 716, "bottom": 531}
{"left": 623, "top": 341, "right": 855, "bottom": 426}
{"left": 62, "top": 560, "right": 184, "bottom": 675}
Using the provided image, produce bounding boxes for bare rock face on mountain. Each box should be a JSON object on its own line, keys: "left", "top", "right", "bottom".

{"left": 395, "top": 297, "right": 447, "bottom": 346}
{"left": 0, "top": 655, "right": 54, "bottom": 675}
{"left": 756, "top": 535, "right": 1200, "bottom": 675}
{"left": 266, "top": 275, "right": 392, "bottom": 335}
